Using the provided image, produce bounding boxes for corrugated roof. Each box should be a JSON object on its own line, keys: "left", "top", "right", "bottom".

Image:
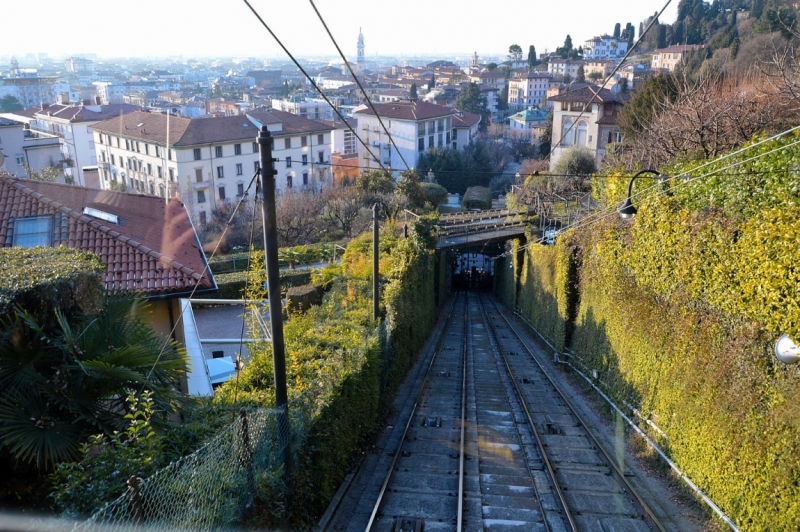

{"left": 0, "top": 175, "right": 214, "bottom": 296}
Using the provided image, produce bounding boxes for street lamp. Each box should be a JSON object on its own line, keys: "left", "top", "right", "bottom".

{"left": 775, "top": 334, "right": 800, "bottom": 364}
{"left": 426, "top": 168, "right": 435, "bottom": 183}
{"left": 332, "top": 244, "right": 346, "bottom": 263}
{"left": 617, "top": 169, "right": 662, "bottom": 220}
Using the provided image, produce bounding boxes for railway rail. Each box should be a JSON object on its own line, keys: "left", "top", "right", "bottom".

{"left": 322, "top": 292, "right": 675, "bottom": 532}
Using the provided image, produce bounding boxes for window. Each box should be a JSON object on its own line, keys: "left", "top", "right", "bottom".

{"left": 136, "top": 142, "right": 140, "bottom": 153}
{"left": 284, "top": 138, "right": 291, "bottom": 149}
{"left": 254, "top": 161, "right": 260, "bottom": 172}
{"left": 561, "top": 119, "right": 574, "bottom": 147}
{"left": 168, "top": 149, "right": 173, "bottom": 161}
{"left": 12, "top": 216, "right": 53, "bottom": 247}
{"left": 286, "top": 175, "right": 292, "bottom": 188}
{"left": 215, "top": 146, "right": 222, "bottom": 158}
{"left": 144, "top": 144, "right": 149, "bottom": 155}
{"left": 252, "top": 141, "right": 258, "bottom": 153}
{"left": 125, "top": 139, "right": 130, "bottom": 150}
{"left": 236, "top": 163, "right": 243, "bottom": 175}
{"left": 417, "top": 122, "right": 425, "bottom": 135}
{"left": 101, "top": 152, "right": 106, "bottom": 162}
{"left": 237, "top": 183, "right": 244, "bottom": 196}
{"left": 169, "top": 168, "right": 174, "bottom": 181}
{"left": 149, "top": 182, "right": 155, "bottom": 195}
{"left": 286, "top": 157, "right": 292, "bottom": 168}
{"left": 155, "top": 146, "right": 160, "bottom": 157}
{"left": 193, "top": 148, "right": 201, "bottom": 160}
{"left": 157, "top": 166, "right": 163, "bottom": 178}
{"left": 147, "top": 163, "right": 152, "bottom": 176}
{"left": 418, "top": 138, "right": 425, "bottom": 152}
{"left": 301, "top": 136, "right": 307, "bottom": 147}
{"left": 234, "top": 143, "right": 241, "bottom": 155}
{"left": 446, "top": 132, "right": 451, "bottom": 144}
{"left": 428, "top": 135, "right": 434, "bottom": 148}
{"left": 453, "top": 129, "right": 458, "bottom": 140}
{"left": 217, "top": 166, "right": 224, "bottom": 178}
{"left": 199, "top": 211, "right": 207, "bottom": 226}
{"left": 218, "top": 186, "right": 226, "bottom": 200}
{"left": 438, "top": 119, "right": 444, "bottom": 130}
{"left": 302, "top": 154, "right": 308, "bottom": 166}
{"left": 318, "top": 151, "right": 324, "bottom": 164}
{"left": 197, "top": 190, "right": 206, "bottom": 203}
{"left": 438, "top": 133, "right": 443, "bottom": 148}
{"left": 195, "top": 168, "right": 203, "bottom": 183}
{"left": 302, "top": 172, "right": 308, "bottom": 185}
{"left": 98, "top": 134, "right": 104, "bottom": 144}
{"left": 576, "top": 121, "right": 587, "bottom": 146}
{"left": 317, "top": 134, "right": 324, "bottom": 144}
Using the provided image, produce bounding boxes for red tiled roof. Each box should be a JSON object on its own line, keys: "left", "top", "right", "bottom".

{"left": 452, "top": 110, "right": 481, "bottom": 128}
{"left": 549, "top": 85, "right": 630, "bottom": 104}
{"left": 0, "top": 175, "right": 214, "bottom": 296}
{"left": 354, "top": 100, "right": 455, "bottom": 121}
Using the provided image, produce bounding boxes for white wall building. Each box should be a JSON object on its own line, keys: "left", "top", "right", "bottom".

{"left": 0, "top": 117, "right": 62, "bottom": 176}
{"left": 582, "top": 35, "right": 629, "bottom": 60}
{"left": 0, "top": 77, "right": 70, "bottom": 108}
{"left": 508, "top": 72, "right": 559, "bottom": 111}
{"left": 354, "top": 101, "right": 476, "bottom": 174}
{"left": 271, "top": 97, "right": 336, "bottom": 121}
{"left": 90, "top": 110, "right": 335, "bottom": 227}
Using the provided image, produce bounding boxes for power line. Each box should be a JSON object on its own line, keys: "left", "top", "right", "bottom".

{"left": 241, "top": 0, "right": 389, "bottom": 173}
{"left": 308, "top": 0, "right": 412, "bottom": 173}
{"left": 542, "top": 0, "right": 673, "bottom": 164}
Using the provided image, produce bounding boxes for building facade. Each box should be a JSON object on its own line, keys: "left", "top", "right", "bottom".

{"left": 508, "top": 72, "right": 559, "bottom": 111}
{"left": 549, "top": 85, "right": 629, "bottom": 169}
{"left": 582, "top": 35, "right": 629, "bottom": 60}
{"left": 651, "top": 44, "right": 704, "bottom": 71}
{"left": 90, "top": 109, "right": 334, "bottom": 227}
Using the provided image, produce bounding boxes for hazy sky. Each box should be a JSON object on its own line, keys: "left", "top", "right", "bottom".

{"left": 1, "top": 0, "right": 678, "bottom": 61}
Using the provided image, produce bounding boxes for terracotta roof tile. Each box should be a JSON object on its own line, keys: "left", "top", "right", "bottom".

{"left": 0, "top": 175, "right": 214, "bottom": 296}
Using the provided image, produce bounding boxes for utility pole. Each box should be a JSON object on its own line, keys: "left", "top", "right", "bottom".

{"left": 373, "top": 203, "right": 379, "bottom": 320}
{"left": 257, "top": 126, "right": 291, "bottom": 488}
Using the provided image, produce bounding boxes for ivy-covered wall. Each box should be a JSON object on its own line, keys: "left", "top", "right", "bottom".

{"left": 498, "top": 134, "right": 800, "bottom": 531}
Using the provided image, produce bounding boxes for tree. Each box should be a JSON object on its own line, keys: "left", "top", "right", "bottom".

{"left": 575, "top": 65, "right": 586, "bottom": 83}
{"left": 454, "top": 82, "right": 490, "bottom": 132}
{"left": 420, "top": 182, "right": 448, "bottom": 207}
{"left": 417, "top": 144, "right": 495, "bottom": 194}
{"left": 321, "top": 185, "right": 367, "bottom": 237}
{"left": 527, "top": 45, "right": 538, "bottom": 68}
{"left": 588, "top": 71, "right": 603, "bottom": 82}
{"left": 564, "top": 35, "right": 573, "bottom": 51}
{"left": 410, "top": 83, "right": 418, "bottom": 100}
{"left": 396, "top": 170, "right": 426, "bottom": 209}
{"left": 22, "top": 162, "right": 61, "bottom": 182}
{"left": 551, "top": 146, "right": 596, "bottom": 175}
{"left": 486, "top": 62, "right": 498, "bottom": 71}
{"left": 428, "top": 74, "right": 435, "bottom": 91}
{"left": 0, "top": 95, "right": 22, "bottom": 112}
{"left": 498, "top": 83, "right": 509, "bottom": 111}
{"left": 618, "top": 77, "right": 629, "bottom": 93}
{"left": 508, "top": 44, "right": 523, "bottom": 62}
{"left": 613, "top": 23, "right": 621, "bottom": 39}
{"left": 0, "top": 293, "right": 190, "bottom": 468}
{"left": 618, "top": 72, "right": 679, "bottom": 137}
{"left": 626, "top": 22, "right": 636, "bottom": 48}
{"left": 275, "top": 190, "right": 324, "bottom": 247}
{"left": 281, "top": 80, "right": 290, "bottom": 98}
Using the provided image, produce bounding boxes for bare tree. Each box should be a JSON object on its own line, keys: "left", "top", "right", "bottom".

{"left": 275, "top": 190, "right": 324, "bottom": 247}
{"left": 321, "top": 186, "right": 369, "bottom": 238}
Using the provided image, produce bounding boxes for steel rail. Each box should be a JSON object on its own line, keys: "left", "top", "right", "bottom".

{"left": 488, "top": 296, "right": 668, "bottom": 532}
{"left": 476, "top": 293, "right": 563, "bottom": 532}
{"left": 456, "top": 293, "right": 469, "bottom": 531}
{"left": 364, "top": 292, "right": 468, "bottom": 532}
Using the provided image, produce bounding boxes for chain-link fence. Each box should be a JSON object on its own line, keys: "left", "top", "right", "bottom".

{"left": 71, "top": 401, "right": 311, "bottom": 532}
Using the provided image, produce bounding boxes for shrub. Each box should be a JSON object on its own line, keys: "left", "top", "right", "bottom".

{"left": 551, "top": 145, "right": 596, "bottom": 175}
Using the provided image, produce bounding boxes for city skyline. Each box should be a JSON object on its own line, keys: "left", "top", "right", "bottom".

{"left": 1, "top": 0, "right": 677, "bottom": 62}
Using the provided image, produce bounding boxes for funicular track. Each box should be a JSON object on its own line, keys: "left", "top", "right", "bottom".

{"left": 477, "top": 293, "right": 668, "bottom": 532}
{"left": 323, "top": 292, "right": 670, "bottom": 532}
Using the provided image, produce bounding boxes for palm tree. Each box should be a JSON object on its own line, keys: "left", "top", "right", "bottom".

{"left": 0, "top": 292, "right": 190, "bottom": 468}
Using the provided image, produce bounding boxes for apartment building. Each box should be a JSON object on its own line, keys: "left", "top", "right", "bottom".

{"left": 651, "top": 44, "right": 704, "bottom": 71}
{"left": 582, "top": 35, "right": 629, "bottom": 60}
{"left": 508, "top": 72, "right": 559, "bottom": 111}
{"left": 90, "top": 109, "right": 334, "bottom": 226}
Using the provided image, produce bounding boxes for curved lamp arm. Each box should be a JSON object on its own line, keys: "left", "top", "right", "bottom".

{"left": 617, "top": 169, "right": 661, "bottom": 219}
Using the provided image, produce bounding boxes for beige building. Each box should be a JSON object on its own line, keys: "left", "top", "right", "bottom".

{"left": 651, "top": 44, "right": 704, "bottom": 71}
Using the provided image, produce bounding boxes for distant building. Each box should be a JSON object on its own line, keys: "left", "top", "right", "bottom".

{"left": 451, "top": 111, "right": 481, "bottom": 151}
{"left": 0, "top": 117, "right": 62, "bottom": 177}
{"left": 0, "top": 75, "right": 70, "bottom": 108}
{"left": 508, "top": 107, "right": 549, "bottom": 142}
{"left": 651, "top": 44, "right": 704, "bottom": 71}
{"left": 582, "top": 35, "right": 629, "bottom": 60}
{"left": 508, "top": 72, "right": 559, "bottom": 111}
{"left": 66, "top": 57, "right": 94, "bottom": 73}
{"left": 357, "top": 28, "right": 366, "bottom": 74}
{"left": 547, "top": 59, "right": 584, "bottom": 80}
{"left": 272, "top": 96, "right": 336, "bottom": 120}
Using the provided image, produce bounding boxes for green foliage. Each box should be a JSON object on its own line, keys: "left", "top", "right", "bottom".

{"left": 575, "top": 65, "right": 585, "bottom": 83}
{"left": 49, "top": 391, "right": 165, "bottom": 518}
{"left": 461, "top": 186, "right": 492, "bottom": 210}
{"left": 508, "top": 44, "right": 523, "bottom": 62}
{"left": 551, "top": 146, "right": 596, "bottom": 175}
{"left": 618, "top": 73, "right": 680, "bottom": 138}
{"left": 417, "top": 143, "right": 495, "bottom": 195}
{"left": 501, "top": 136, "right": 800, "bottom": 531}
{"left": 0, "top": 247, "right": 104, "bottom": 322}
{"left": 454, "top": 82, "right": 490, "bottom": 132}
{"left": 0, "top": 95, "right": 23, "bottom": 112}
{"left": 410, "top": 83, "right": 418, "bottom": 100}
{"left": 527, "top": 45, "right": 538, "bottom": 68}
{"left": 0, "top": 292, "right": 190, "bottom": 468}
{"left": 419, "top": 181, "right": 448, "bottom": 207}
{"left": 355, "top": 169, "right": 395, "bottom": 194}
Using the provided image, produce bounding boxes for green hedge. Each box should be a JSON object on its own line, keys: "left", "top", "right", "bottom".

{"left": 0, "top": 247, "right": 104, "bottom": 322}
{"left": 209, "top": 269, "right": 313, "bottom": 300}
{"left": 214, "top": 219, "right": 439, "bottom": 528}
{"left": 498, "top": 134, "right": 800, "bottom": 531}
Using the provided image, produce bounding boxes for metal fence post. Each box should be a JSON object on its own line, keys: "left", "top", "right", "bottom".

{"left": 127, "top": 476, "right": 145, "bottom": 525}
{"left": 239, "top": 408, "right": 256, "bottom": 499}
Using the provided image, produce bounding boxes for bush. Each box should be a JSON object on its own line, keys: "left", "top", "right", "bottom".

{"left": 551, "top": 145, "right": 596, "bottom": 175}
{"left": 420, "top": 182, "right": 448, "bottom": 206}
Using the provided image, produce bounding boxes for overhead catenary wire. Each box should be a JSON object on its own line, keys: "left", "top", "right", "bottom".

{"left": 241, "top": 0, "right": 390, "bottom": 173}
{"left": 542, "top": 0, "right": 673, "bottom": 164}
{"left": 308, "top": 0, "right": 412, "bottom": 173}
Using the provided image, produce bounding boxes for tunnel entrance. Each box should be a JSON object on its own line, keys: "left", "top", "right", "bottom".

{"left": 452, "top": 252, "right": 494, "bottom": 290}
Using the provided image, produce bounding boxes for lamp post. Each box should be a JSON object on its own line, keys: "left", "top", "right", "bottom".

{"left": 332, "top": 244, "right": 346, "bottom": 263}
{"left": 426, "top": 168, "right": 435, "bottom": 183}
{"left": 617, "top": 169, "right": 662, "bottom": 219}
